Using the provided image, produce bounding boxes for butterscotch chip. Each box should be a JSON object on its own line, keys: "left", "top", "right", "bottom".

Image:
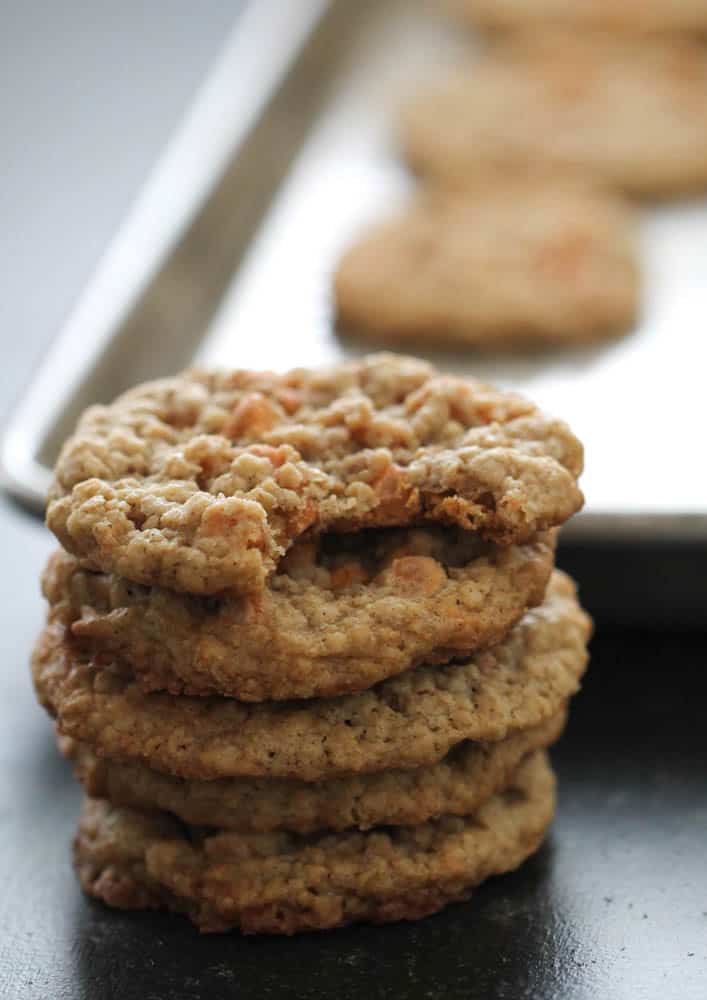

{"left": 33, "top": 572, "right": 590, "bottom": 782}
{"left": 449, "top": 0, "right": 707, "bottom": 35}
{"left": 46, "top": 354, "right": 582, "bottom": 595}
{"left": 42, "top": 528, "right": 555, "bottom": 701}
{"left": 61, "top": 711, "right": 564, "bottom": 834}
{"left": 335, "top": 184, "right": 638, "bottom": 347}
{"left": 73, "top": 752, "right": 555, "bottom": 935}
{"left": 401, "top": 32, "right": 707, "bottom": 198}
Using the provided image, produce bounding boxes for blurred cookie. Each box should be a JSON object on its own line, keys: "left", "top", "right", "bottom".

{"left": 42, "top": 530, "right": 555, "bottom": 701}
{"left": 47, "top": 354, "right": 582, "bottom": 595}
{"left": 401, "top": 32, "right": 707, "bottom": 197}
{"left": 62, "top": 711, "right": 565, "bottom": 834}
{"left": 74, "top": 752, "right": 555, "bottom": 934}
{"left": 336, "top": 183, "right": 639, "bottom": 347}
{"left": 33, "top": 571, "right": 590, "bottom": 782}
{"left": 449, "top": 0, "right": 707, "bottom": 35}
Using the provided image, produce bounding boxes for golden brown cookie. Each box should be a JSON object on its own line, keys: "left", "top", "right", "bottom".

{"left": 33, "top": 571, "right": 590, "bottom": 782}
{"left": 401, "top": 32, "right": 707, "bottom": 198}
{"left": 42, "top": 528, "right": 555, "bottom": 701}
{"left": 47, "top": 354, "right": 582, "bottom": 595}
{"left": 449, "top": 0, "right": 707, "bottom": 36}
{"left": 74, "top": 752, "right": 555, "bottom": 934}
{"left": 335, "top": 184, "right": 639, "bottom": 347}
{"left": 61, "top": 711, "right": 565, "bottom": 834}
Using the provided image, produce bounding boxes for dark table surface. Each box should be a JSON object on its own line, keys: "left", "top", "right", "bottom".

{"left": 1, "top": 5, "right": 706, "bottom": 998}
{"left": 2, "top": 612, "right": 706, "bottom": 1000}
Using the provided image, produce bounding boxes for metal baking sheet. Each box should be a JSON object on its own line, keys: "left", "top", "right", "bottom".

{"left": 2, "top": 0, "right": 706, "bottom": 541}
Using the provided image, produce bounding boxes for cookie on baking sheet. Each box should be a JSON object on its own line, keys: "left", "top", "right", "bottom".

{"left": 46, "top": 354, "right": 583, "bottom": 596}
{"left": 74, "top": 752, "right": 555, "bottom": 935}
{"left": 400, "top": 32, "right": 707, "bottom": 197}
{"left": 335, "top": 183, "right": 639, "bottom": 347}
{"left": 33, "top": 571, "right": 590, "bottom": 782}
{"left": 449, "top": 0, "right": 707, "bottom": 36}
{"left": 42, "top": 529, "right": 555, "bottom": 702}
{"left": 62, "top": 710, "right": 565, "bottom": 834}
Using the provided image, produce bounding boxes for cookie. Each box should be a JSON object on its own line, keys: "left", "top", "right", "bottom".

{"left": 42, "top": 529, "right": 555, "bottom": 701}
{"left": 61, "top": 710, "right": 565, "bottom": 834}
{"left": 400, "top": 32, "right": 707, "bottom": 198}
{"left": 335, "top": 183, "right": 639, "bottom": 347}
{"left": 74, "top": 751, "right": 555, "bottom": 934}
{"left": 33, "top": 571, "right": 590, "bottom": 782}
{"left": 47, "top": 354, "right": 582, "bottom": 595}
{"left": 450, "top": 0, "right": 707, "bottom": 36}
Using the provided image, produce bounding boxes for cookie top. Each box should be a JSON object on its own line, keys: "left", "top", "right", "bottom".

{"left": 63, "top": 711, "right": 564, "bottom": 834}
{"left": 42, "top": 528, "right": 555, "bottom": 701}
{"left": 47, "top": 354, "right": 582, "bottom": 595}
{"left": 33, "top": 571, "right": 590, "bottom": 781}
{"left": 401, "top": 32, "right": 707, "bottom": 198}
{"left": 335, "top": 183, "right": 639, "bottom": 347}
{"left": 74, "top": 751, "right": 555, "bottom": 934}
{"left": 450, "top": 0, "right": 707, "bottom": 35}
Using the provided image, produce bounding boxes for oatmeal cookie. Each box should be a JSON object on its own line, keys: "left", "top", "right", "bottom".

{"left": 33, "top": 572, "right": 590, "bottom": 782}
{"left": 74, "top": 752, "right": 555, "bottom": 934}
{"left": 47, "top": 354, "right": 582, "bottom": 594}
{"left": 42, "top": 529, "right": 555, "bottom": 700}
{"left": 401, "top": 32, "right": 707, "bottom": 197}
{"left": 449, "top": 0, "right": 707, "bottom": 36}
{"left": 335, "top": 184, "right": 638, "bottom": 347}
{"left": 61, "top": 711, "right": 565, "bottom": 834}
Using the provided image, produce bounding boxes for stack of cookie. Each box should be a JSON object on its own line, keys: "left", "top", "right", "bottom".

{"left": 32, "top": 353, "right": 591, "bottom": 934}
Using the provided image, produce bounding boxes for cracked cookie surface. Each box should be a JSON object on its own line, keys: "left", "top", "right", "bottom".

{"left": 42, "top": 528, "right": 555, "bottom": 701}
{"left": 33, "top": 572, "right": 590, "bottom": 782}
{"left": 336, "top": 184, "right": 639, "bottom": 347}
{"left": 47, "top": 354, "right": 582, "bottom": 595}
{"left": 401, "top": 32, "right": 707, "bottom": 198}
{"left": 74, "top": 752, "right": 555, "bottom": 934}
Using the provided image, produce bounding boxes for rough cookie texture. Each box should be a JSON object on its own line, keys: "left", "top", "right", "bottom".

{"left": 33, "top": 572, "right": 590, "bottom": 781}
{"left": 74, "top": 752, "right": 555, "bottom": 934}
{"left": 450, "top": 0, "right": 707, "bottom": 35}
{"left": 61, "top": 711, "right": 564, "bottom": 834}
{"left": 401, "top": 32, "right": 707, "bottom": 198}
{"left": 335, "top": 184, "right": 639, "bottom": 347}
{"left": 42, "top": 529, "right": 555, "bottom": 701}
{"left": 47, "top": 354, "right": 582, "bottom": 594}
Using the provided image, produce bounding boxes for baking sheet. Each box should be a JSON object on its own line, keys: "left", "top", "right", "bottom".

{"left": 198, "top": 0, "right": 707, "bottom": 539}
{"left": 2, "top": 0, "right": 706, "bottom": 539}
